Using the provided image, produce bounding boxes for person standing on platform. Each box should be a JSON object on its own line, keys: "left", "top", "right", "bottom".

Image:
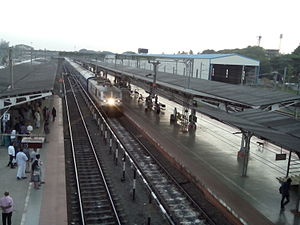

{"left": 44, "top": 120, "right": 49, "bottom": 136}
{"left": 30, "top": 148, "right": 38, "bottom": 163}
{"left": 31, "top": 158, "right": 41, "bottom": 189}
{"left": 0, "top": 191, "right": 14, "bottom": 225}
{"left": 280, "top": 178, "right": 292, "bottom": 209}
{"left": 10, "top": 130, "right": 16, "bottom": 144}
{"left": 16, "top": 149, "right": 28, "bottom": 180}
{"left": 51, "top": 107, "right": 56, "bottom": 122}
{"left": 34, "top": 111, "right": 41, "bottom": 128}
{"left": 19, "top": 122, "right": 27, "bottom": 135}
{"left": 45, "top": 108, "right": 50, "bottom": 122}
{"left": 23, "top": 144, "right": 31, "bottom": 173}
{"left": 36, "top": 154, "right": 45, "bottom": 184}
{"left": 7, "top": 144, "right": 15, "bottom": 169}
{"left": 42, "top": 106, "right": 47, "bottom": 121}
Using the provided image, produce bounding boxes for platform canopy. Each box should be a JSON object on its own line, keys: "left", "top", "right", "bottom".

{"left": 0, "top": 59, "right": 59, "bottom": 109}
{"left": 79, "top": 58, "right": 300, "bottom": 153}
{"left": 198, "top": 106, "right": 300, "bottom": 153}
{"left": 84, "top": 60, "right": 300, "bottom": 111}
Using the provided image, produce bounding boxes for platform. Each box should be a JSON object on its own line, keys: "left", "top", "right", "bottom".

{"left": 0, "top": 95, "right": 67, "bottom": 225}
{"left": 123, "top": 92, "right": 300, "bottom": 225}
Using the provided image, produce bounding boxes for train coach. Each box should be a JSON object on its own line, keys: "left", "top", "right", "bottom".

{"left": 65, "top": 58, "right": 123, "bottom": 116}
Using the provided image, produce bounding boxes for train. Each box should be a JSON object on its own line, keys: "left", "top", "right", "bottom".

{"left": 65, "top": 58, "right": 123, "bottom": 116}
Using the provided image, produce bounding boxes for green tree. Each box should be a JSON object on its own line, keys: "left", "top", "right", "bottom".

{"left": 291, "top": 46, "right": 300, "bottom": 76}
{"left": 123, "top": 51, "right": 136, "bottom": 54}
{"left": 0, "top": 39, "right": 9, "bottom": 65}
{"left": 218, "top": 46, "right": 271, "bottom": 74}
{"left": 201, "top": 49, "right": 216, "bottom": 54}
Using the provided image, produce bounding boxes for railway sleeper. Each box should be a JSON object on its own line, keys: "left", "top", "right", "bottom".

{"left": 84, "top": 204, "right": 112, "bottom": 211}
{"left": 78, "top": 171, "right": 102, "bottom": 176}
{"left": 85, "top": 216, "right": 116, "bottom": 224}
{"left": 79, "top": 180, "right": 104, "bottom": 185}
{"left": 80, "top": 175, "right": 102, "bottom": 182}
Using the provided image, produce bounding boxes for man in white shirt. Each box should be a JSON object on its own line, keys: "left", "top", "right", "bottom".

{"left": 16, "top": 149, "right": 28, "bottom": 180}
{"left": 7, "top": 144, "right": 15, "bottom": 169}
{"left": 10, "top": 130, "right": 16, "bottom": 143}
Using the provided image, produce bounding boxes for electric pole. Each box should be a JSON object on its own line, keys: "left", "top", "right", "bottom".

{"left": 148, "top": 60, "right": 160, "bottom": 97}
{"left": 279, "top": 34, "right": 283, "bottom": 52}
{"left": 257, "top": 35, "right": 262, "bottom": 46}
{"left": 9, "top": 47, "right": 13, "bottom": 89}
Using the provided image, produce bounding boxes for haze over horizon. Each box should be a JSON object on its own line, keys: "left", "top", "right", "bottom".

{"left": 1, "top": 0, "right": 299, "bottom": 54}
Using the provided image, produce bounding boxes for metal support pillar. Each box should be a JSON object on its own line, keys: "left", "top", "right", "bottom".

{"left": 132, "top": 169, "right": 136, "bottom": 201}
{"left": 148, "top": 60, "right": 160, "bottom": 98}
{"left": 115, "top": 143, "right": 118, "bottom": 165}
{"left": 109, "top": 136, "right": 112, "bottom": 154}
{"left": 241, "top": 132, "right": 253, "bottom": 177}
{"left": 241, "top": 65, "right": 245, "bottom": 85}
{"left": 295, "top": 182, "right": 300, "bottom": 213}
{"left": 286, "top": 151, "right": 292, "bottom": 178}
{"left": 121, "top": 153, "right": 126, "bottom": 182}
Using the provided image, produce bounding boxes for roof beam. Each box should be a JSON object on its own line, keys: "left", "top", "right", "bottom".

{"left": 0, "top": 91, "right": 52, "bottom": 109}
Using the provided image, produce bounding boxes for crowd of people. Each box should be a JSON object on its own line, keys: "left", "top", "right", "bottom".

{"left": 2, "top": 102, "right": 55, "bottom": 181}
{"left": 0, "top": 99, "right": 57, "bottom": 224}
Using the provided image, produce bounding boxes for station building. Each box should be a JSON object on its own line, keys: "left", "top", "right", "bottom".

{"left": 104, "top": 53, "right": 260, "bottom": 85}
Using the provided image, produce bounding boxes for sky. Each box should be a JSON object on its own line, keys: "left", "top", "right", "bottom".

{"left": 0, "top": 0, "right": 299, "bottom": 54}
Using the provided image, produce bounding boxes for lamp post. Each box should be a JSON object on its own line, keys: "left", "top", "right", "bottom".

{"left": 8, "top": 47, "right": 13, "bottom": 89}
{"left": 183, "top": 59, "right": 193, "bottom": 89}
{"left": 148, "top": 60, "right": 160, "bottom": 97}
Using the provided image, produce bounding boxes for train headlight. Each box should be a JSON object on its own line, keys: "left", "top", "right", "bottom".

{"left": 108, "top": 98, "right": 115, "bottom": 105}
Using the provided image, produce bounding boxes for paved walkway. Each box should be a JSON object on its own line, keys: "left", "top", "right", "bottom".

{"left": 0, "top": 95, "right": 67, "bottom": 225}
{"left": 123, "top": 90, "right": 300, "bottom": 225}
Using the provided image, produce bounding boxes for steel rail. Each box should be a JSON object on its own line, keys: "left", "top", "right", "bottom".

{"left": 66, "top": 76, "right": 122, "bottom": 225}
{"left": 62, "top": 76, "right": 85, "bottom": 225}
{"left": 70, "top": 73, "right": 176, "bottom": 225}
{"left": 114, "top": 118, "right": 217, "bottom": 225}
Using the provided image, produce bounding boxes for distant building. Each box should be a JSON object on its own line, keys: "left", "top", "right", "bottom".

{"left": 14, "top": 44, "right": 33, "bottom": 50}
{"left": 105, "top": 53, "right": 260, "bottom": 85}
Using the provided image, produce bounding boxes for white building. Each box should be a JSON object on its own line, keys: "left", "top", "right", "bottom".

{"left": 105, "top": 53, "right": 260, "bottom": 85}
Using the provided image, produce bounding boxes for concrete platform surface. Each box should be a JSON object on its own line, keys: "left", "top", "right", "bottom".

{"left": 123, "top": 91, "right": 300, "bottom": 225}
{"left": 0, "top": 95, "right": 67, "bottom": 225}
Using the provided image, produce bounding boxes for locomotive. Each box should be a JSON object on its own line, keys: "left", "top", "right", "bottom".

{"left": 65, "top": 58, "right": 123, "bottom": 116}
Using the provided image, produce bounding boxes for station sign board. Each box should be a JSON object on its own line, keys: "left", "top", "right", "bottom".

{"left": 275, "top": 153, "right": 287, "bottom": 161}
{"left": 3, "top": 112, "right": 10, "bottom": 121}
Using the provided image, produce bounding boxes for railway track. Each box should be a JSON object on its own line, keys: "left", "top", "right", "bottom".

{"left": 63, "top": 62, "right": 232, "bottom": 225}
{"left": 109, "top": 118, "right": 215, "bottom": 225}
{"left": 63, "top": 76, "right": 122, "bottom": 225}
{"left": 75, "top": 83, "right": 217, "bottom": 224}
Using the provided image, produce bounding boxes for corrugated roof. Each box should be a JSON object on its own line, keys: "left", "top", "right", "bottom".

{"left": 0, "top": 59, "right": 58, "bottom": 98}
{"left": 131, "top": 53, "right": 234, "bottom": 59}
{"left": 197, "top": 106, "right": 300, "bottom": 152}
{"left": 121, "top": 53, "right": 259, "bottom": 62}
{"left": 93, "top": 61, "right": 299, "bottom": 108}
{"left": 86, "top": 60, "right": 300, "bottom": 152}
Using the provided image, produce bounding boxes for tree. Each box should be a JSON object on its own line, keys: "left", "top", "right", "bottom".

{"left": 122, "top": 51, "right": 136, "bottom": 54}
{"left": 0, "top": 39, "right": 9, "bottom": 66}
{"left": 290, "top": 46, "right": 300, "bottom": 79}
{"left": 201, "top": 49, "right": 216, "bottom": 54}
{"left": 292, "top": 46, "right": 300, "bottom": 55}
{"left": 218, "top": 46, "right": 271, "bottom": 74}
